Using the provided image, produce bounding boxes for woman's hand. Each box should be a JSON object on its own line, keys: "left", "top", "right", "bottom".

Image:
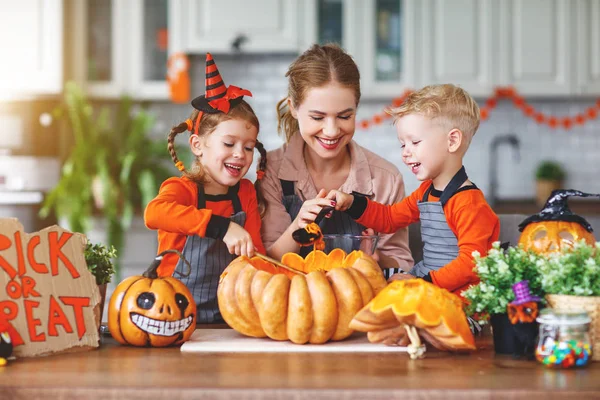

{"left": 222, "top": 222, "right": 255, "bottom": 257}
{"left": 326, "top": 190, "right": 354, "bottom": 211}
{"left": 293, "top": 189, "right": 336, "bottom": 229}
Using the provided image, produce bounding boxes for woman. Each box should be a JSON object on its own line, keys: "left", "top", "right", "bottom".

{"left": 259, "top": 44, "right": 413, "bottom": 277}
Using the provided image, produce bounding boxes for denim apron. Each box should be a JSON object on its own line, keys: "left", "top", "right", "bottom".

{"left": 175, "top": 183, "right": 246, "bottom": 323}
{"left": 409, "top": 167, "right": 470, "bottom": 277}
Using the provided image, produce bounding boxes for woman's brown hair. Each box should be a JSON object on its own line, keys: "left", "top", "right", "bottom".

{"left": 276, "top": 43, "right": 361, "bottom": 143}
{"left": 167, "top": 99, "right": 268, "bottom": 216}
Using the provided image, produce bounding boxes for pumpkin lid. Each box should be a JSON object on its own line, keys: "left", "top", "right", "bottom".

{"left": 518, "top": 189, "right": 600, "bottom": 232}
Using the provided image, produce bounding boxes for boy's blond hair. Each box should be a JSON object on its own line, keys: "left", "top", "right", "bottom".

{"left": 386, "top": 84, "right": 480, "bottom": 145}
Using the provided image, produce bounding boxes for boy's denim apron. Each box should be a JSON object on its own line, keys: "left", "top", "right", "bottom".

{"left": 175, "top": 183, "right": 246, "bottom": 323}
{"left": 409, "top": 166, "right": 470, "bottom": 277}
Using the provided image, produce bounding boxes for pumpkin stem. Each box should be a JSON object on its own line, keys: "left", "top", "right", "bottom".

{"left": 144, "top": 249, "right": 192, "bottom": 279}
{"left": 254, "top": 252, "right": 306, "bottom": 276}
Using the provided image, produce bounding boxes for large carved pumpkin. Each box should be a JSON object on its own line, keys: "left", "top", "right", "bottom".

{"left": 217, "top": 250, "right": 387, "bottom": 344}
{"left": 108, "top": 250, "right": 197, "bottom": 347}
{"left": 349, "top": 279, "right": 476, "bottom": 352}
{"left": 518, "top": 190, "right": 598, "bottom": 254}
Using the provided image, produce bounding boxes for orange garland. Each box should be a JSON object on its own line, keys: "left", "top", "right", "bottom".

{"left": 357, "top": 86, "right": 600, "bottom": 130}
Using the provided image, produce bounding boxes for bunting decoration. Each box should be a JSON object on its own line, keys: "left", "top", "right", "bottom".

{"left": 357, "top": 87, "right": 600, "bottom": 130}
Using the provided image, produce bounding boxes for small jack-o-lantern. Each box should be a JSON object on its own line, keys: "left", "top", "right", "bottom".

{"left": 518, "top": 190, "right": 599, "bottom": 254}
{"left": 108, "top": 250, "right": 196, "bottom": 347}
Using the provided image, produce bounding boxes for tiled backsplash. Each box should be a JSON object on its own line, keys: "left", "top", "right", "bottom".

{"left": 149, "top": 53, "right": 600, "bottom": 201}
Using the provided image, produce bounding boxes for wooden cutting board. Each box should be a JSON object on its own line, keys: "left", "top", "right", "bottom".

{"left": 180, "top": 329, "right": 412, "bottom": 353}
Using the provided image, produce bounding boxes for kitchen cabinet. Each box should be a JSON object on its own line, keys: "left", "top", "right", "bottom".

{"left": 0, "top": 0, "right": 63, "bottom": 98}
{"left": 169, "top": 0, "right": 300, "bottom": 54}
{"left": 497, "top": 0, "right": 573, "bottom": 96}
{"left": 576, "top": 0, "right": 600, "bottom": 95}
{"left": 419, "top": 0, "right": 496, "bottom": 97}
{"left": 72, "top": 0, "right": 169, "bottom": 99}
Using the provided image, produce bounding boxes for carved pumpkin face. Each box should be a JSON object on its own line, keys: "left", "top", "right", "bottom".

{"left": 507, "top": 301, "right": 539, "bottom": 324}
{"left": 518, "top": 221, "right": 595, "bottom": 254}
{"left": 108, "top": 251, "right": 196, "bottom": 347}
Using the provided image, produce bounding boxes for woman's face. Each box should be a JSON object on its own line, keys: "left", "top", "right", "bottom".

{"left": 290, "top": 82, "right": 357, "bottom": 160}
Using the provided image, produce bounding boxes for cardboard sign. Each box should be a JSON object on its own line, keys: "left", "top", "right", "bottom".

{"left": 0, "top": 218, "right": 100, "bottom": 357}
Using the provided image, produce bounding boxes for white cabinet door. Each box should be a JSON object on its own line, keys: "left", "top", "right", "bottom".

{"left": 177, "top": 0, "right": 300, "bottom": 53}
{"left": 497, "top": 0, "right": 573, "bottom": 96}
{"left": 576, "top": 0, "right": 600, "bottom": 95}
{"left": 0, "top": 0, "right": 63, "bottom": 98}
{"left": 129, "top": 0, "right": 169, "bottom": 100}
{"left": 419, "top": 0, "right": 495, "bottom": 97}
{"left": 359, "top": 0, "right": 419, "bottom": 99}
{"left": 72, "top": 0, "right": 128, "bottom": 98}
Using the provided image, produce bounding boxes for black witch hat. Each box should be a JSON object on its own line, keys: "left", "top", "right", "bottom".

{"left": 518, "top": 189, "right": 600, "bottom": 232}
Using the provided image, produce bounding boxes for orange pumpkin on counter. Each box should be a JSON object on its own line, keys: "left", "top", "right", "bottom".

{"left": 108, "top": 250, "right": 196, "bottom": 347}
{"left": 349, "top": 279, "right": 476, "bottom": 352}
{"left": 518, "top": 190, "right": 599, "bottom": 254}
{"left": 217, "top": 250, "right": 387, "bottom": 344}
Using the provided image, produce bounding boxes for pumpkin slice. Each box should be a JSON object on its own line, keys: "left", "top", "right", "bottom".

{"left": 327, "top": 248, "right": 346, "bottom": 269}
{"left": 282, "top": 252, "right": 306, "bottom": 274}
{"left": 305, "top": 250, "right": 329, "bottom": 272}
{"left": 342, "top": 250, "right": 363, "bottom": 268}
{"left": 349, "top": 279, "right": 476, "bottom": 352}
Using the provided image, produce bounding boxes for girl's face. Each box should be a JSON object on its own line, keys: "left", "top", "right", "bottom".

{"left": 396, "top": 113, "right": 449, "bottom": 183}
{"left": 290, "top": 82, "right": 356, "bottom": 160}
{"left": 191, "top": 118, "right": 258, "bottom": 193}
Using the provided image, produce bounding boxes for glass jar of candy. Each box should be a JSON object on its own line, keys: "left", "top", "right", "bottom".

{"left": 535, "top": 309, "right": 592, "bottom": 368}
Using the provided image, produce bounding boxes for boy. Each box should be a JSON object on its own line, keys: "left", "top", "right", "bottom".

{"left": 328, "top": 84, "right": 499, "bottom": 297}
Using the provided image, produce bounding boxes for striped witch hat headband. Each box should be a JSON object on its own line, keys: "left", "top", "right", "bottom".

{"left": 188, "top": 53, "right": 253, "bottom": 135}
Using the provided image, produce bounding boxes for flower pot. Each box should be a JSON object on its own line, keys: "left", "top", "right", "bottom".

{"left": 546, "top": 294, "right": 600, "bottom": 361}
{"left": 536, "top": 180, "right": 562, "bottom": 207}
{"left": 490, "top": 313, "right": 519, "bottom": 354}
{"left": 97, "top": 283, "right": 107, "bottom": 330}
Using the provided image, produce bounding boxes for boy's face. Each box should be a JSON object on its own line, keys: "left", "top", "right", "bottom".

{"left": 396, "top": 113, "right": 450, "bottom": 182}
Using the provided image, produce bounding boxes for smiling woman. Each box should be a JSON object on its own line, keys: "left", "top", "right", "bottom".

{"left": 258, "top": 44, "right": 414, "bottom": 278}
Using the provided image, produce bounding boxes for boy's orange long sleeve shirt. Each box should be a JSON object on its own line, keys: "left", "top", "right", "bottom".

{"left": 349, "top": 180, "right": 500, "bottom": 295}
{"left": 144, "top": 177, "right": 266, "bottom": 276}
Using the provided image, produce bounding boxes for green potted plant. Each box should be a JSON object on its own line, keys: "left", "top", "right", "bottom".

{"left": 540, "top": 241, "right": 600, "bottom": 361}
{"left": 535, "top": 161, "right": 566, "bottom": 207}
{"left": 85, "top": 241, "right": 117, "bottom": 325}
{"left": 40, "top": 82, "right": 174, "bottom": 279}
{"left": 463, "top": 243, "right": 545, "bottom": 354}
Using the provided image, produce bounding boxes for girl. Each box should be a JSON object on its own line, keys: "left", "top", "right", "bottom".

{"left": 259, "top": 44, "right": 414, "bottom": 278}
{"left": 145, "top": 53, "right": 267, "bottom": 323}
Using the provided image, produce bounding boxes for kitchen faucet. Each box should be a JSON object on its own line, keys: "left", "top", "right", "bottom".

{"left": 488, "top": 133, "right": 520, "bottom": 207}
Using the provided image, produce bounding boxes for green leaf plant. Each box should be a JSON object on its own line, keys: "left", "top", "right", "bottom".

{"left": 40, "top": 82, "right": 174, "bottom": 279}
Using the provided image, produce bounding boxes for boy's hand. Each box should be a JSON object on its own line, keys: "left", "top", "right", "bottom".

{"left": 326, "top": 190, "right": 354, "bottom": 211}
{"left": 223, "top": 222, "right": 255, "bottom": 257}
{"left": 387, "top": 272, "right": 416, "bottom": 283}
{"left": 293, "top": 189, "right": 336, "bottom": 229}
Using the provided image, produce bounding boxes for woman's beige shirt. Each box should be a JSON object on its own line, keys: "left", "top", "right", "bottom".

{"left": 259, "top": 133, "right": 414, "bottom": 272}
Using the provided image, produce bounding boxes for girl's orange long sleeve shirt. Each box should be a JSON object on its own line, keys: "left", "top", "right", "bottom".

{"left": 144, "top": 177, "right": 266, "bottom": 276}
{"left": 350, "top": 181, "right": 500, "bottom": 296}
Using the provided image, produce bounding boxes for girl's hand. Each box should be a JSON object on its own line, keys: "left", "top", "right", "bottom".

{"left": 326, "top": 190, "right": 354, "bottom": 211}
{"left": 222, "top": 222, "right": 255, "bottom": 257}
{"left": 387, "top": 273, "right": 416, "bottom": 283}
{"left": 293, "top": 189, "right": 337, "bottom": 229}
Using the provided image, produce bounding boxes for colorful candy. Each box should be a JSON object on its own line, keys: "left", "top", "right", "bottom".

{"left": 535, "top": 339, "right": 591, "bottom": 368}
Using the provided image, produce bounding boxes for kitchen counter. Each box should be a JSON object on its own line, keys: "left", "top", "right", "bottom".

{"left": 0, "top": 329, "right": 598, "bottom": 400}
{"left": 494, "top": 199, "right": 600, "bottom": 216}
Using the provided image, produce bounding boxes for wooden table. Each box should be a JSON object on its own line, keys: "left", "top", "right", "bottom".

{"left": 0, "top": 329, "right": 599, "bottom": 400}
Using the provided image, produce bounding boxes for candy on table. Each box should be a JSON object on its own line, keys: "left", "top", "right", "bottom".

{"left": 535, "top": 339, "right": 592, "bottom": 368}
